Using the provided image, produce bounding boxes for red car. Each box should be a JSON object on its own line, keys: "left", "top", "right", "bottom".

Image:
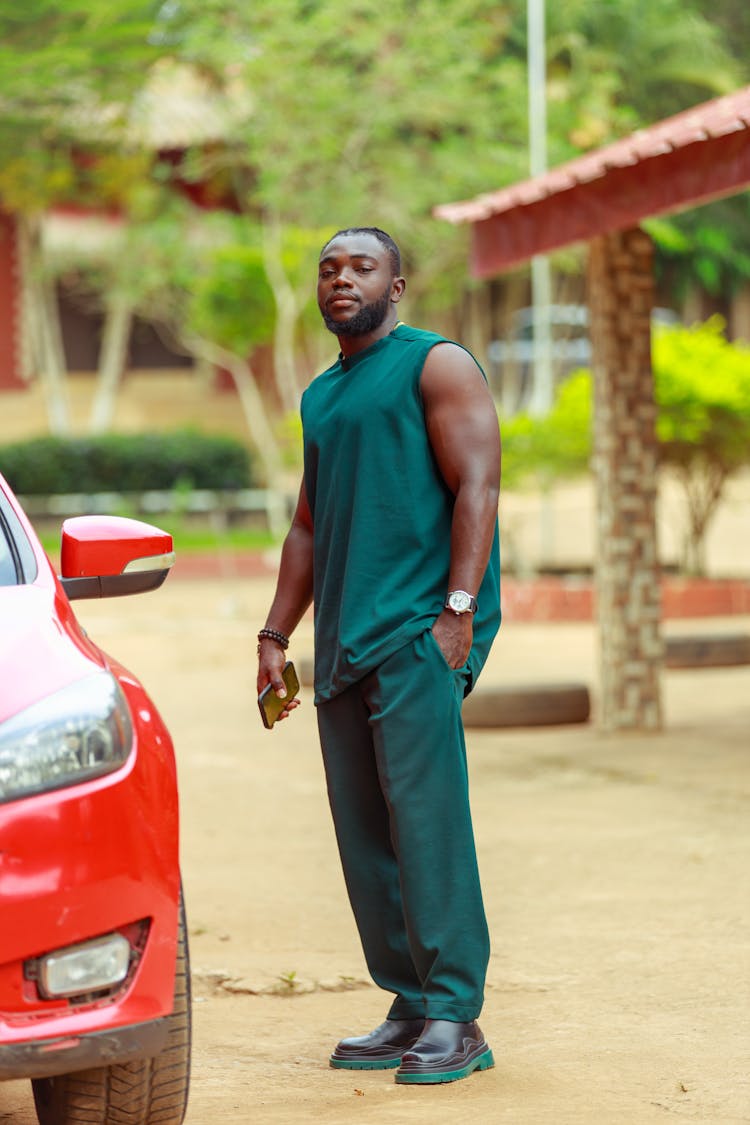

{"left": 0, "top": 473, "right": 190, "bottom": 1125}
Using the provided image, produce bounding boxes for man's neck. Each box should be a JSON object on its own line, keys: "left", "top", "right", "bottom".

{"left": 338, "top": 310, "right": 400, "bottom": 358}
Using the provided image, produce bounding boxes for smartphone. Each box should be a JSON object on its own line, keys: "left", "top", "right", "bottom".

{"left": 258, "top": 661, "right": 300, "bottom": 729}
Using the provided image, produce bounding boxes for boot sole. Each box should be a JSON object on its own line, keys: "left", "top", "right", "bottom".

{"left": 330, "top": 1055, "right": 403, "bottom": 1070}
{"left": 395, "top": 1047, "right": 495, "bottom": 1084}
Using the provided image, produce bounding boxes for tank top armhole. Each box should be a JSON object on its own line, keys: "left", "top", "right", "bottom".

{"left": 416, "top": 338, "right": 489, "bottom": 407}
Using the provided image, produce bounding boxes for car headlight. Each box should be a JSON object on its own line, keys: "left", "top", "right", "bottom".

{"left": 0, "top": 673, "right": 133, "bottom": 804}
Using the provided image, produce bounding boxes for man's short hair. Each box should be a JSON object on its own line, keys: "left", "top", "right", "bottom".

{"left": 321, "top": 227, "right": 401, "bottom": 277}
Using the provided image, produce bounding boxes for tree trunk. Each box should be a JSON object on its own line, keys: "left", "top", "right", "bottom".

{"left": 185, "top": 336, "right": 288, "bottom": 537}
{"left": 19, "top": 214, "right": 71, "bottom": 435}
{"left": 262, "top": 215, "right": 301, "bottom": 414}
{"left": 679, "top": 460, "right": 727, "bottom": 576}
{"left": 89, "top": 294, "right": 134, "bottom": 433}
{"left": 730, "top": 283, "right": 750, "bottom": 343}
{"left": 682, "top": 285, "right": 705, "bottom": 327}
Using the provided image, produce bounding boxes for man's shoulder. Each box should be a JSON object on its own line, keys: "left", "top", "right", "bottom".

{"left": 394, "top": 325, "right": 485, "bottom": 379}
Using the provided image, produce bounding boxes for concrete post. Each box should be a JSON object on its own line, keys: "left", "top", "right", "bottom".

{"left": 588, "top": 228, "right": 663, "bottom": 731}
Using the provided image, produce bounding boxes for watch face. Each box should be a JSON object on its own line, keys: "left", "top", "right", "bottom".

{"left": 448, "top": 591, "right": 472, "bottom": 613}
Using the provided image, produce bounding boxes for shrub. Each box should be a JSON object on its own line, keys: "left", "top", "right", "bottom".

{"left": 500, "top": 369, "right": 592, "bottom": 490}
{"left": 653, "top": 317, "right": 750, "bottom": 573}
{"left": 0, "top": 430, "right": 258, "bottom": 495}
{"left": 500, "top": 319, "right": 750, "bottom": 574}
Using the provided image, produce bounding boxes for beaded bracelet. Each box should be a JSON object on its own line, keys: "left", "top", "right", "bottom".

{"left": 257, "top": 626, "right": 290, "bottom": 654}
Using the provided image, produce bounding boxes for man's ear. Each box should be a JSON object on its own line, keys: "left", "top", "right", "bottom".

{"left": 391, "top": 277, "right": 406, "bottom": 303}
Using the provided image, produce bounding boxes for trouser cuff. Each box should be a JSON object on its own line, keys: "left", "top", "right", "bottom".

{"left": 387, "top": 1001, "right": 427, "bottom": 1020}
{"left": 425, "top": 1003, "right": 482, "bottom": 1022}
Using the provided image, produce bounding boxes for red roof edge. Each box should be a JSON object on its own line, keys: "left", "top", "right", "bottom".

{"left": 435, "top": 86, "right": 750, "bottom": 277}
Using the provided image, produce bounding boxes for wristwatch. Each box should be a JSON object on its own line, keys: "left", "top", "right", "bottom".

{"left": 444, "top": 589, "right": 478, "bottom": 615}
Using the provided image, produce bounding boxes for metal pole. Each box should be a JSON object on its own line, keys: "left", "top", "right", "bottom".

{"left": 526, "top": 0, "right": 553, "bottom": 417}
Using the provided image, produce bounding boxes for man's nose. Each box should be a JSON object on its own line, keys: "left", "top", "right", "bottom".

{"left": 333, "top": 272, "right": 353, "bottom": 288}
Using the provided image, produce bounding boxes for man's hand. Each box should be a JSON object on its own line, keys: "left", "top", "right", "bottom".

{"left": 431, "top": 610, "right": 473, "bottom": 669}
{"left": 257, "top": 639, "right": 301, "bottom": 723}
{"left": 254, "top": 476, "right": 313, "bottom": 726}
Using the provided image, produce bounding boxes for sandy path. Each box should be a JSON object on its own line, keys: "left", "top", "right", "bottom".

{"left": 2, "top": 579, "right": 748, "bottom": 1124}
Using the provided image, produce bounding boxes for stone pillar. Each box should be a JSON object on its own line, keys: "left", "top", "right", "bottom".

{"left": 588, "top": 228, "right": 663, "bottom": 731}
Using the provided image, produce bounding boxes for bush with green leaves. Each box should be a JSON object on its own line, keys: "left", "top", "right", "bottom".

{"left": 0, "top": 430, "right": 257, "bottom": 495}
{"left": 653, "top": 316, "right": 750, "bottom": 573}
{"left": 500, "top": 319, "right": 750, "bottom": 575}
{"left": 500, "top": 369, "right": 592, "bottom": 491}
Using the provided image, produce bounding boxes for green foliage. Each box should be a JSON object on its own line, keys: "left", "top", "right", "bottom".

{"left": 692, "top": 0, "right": 750, "bottom": 75}
{"left": 648, "top": 195, "right": 750, "bottom": 302}
{"left": 147, "top": 0, "right": 749, "bottom": 325}
{"left": 503, "top": 320, "right": 750, "bottom": 480}
{"left": 546, "top": 0, "right": 741, "bottom": 129}
{"left": 61, "top": 205, "right": 324, "bottom": 364}
{"left": 0, "top": 1, "right": 165, "bottom": 210}
{"left": 653, "top": 317, "right": 750, "bottom": 468}
{"left": 500, "top": 370, "right": 592, "bottom": 489}
{"left": 154, "top": 3, "right": 500, "bottom": 308}
{"left": 1, "top": 0, "right": 748, "bottom": 348}
{"left": 502, "top": 320, "right": 750, "bottom": 573}
{"left": 275, "top": 412, "right": 305, "bottom": 471}
{"left": 654, "top": 317, "right": 750, "bottom": 571}
{"left": 0, "top": 430, "right": 258, "bottom": 495}
{"left": 183, "top": 221, "right": 327, "bottom": 355}
{"left": 189, "top": 243, "right": 275, "bottom": 356}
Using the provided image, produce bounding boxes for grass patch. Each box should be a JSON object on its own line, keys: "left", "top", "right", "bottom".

{"left": 39, "top": 524, "right": 278, "bottom": 558}
{"left": 165, "top": 526, "right": 277, "bottom": 552}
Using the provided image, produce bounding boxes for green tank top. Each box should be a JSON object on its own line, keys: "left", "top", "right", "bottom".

{"left": 301, "top": 323, "right": 501, "bottom": 703}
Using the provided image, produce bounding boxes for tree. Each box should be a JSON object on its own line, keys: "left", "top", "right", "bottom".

{"left": 2, "top": 0, "right": 748, "bottom": 436}
{"left": 653, "top": 318, "right": 750, "bottom": 574}
{"left": 63, "top": 202, "right": 322, "bottom": 519}
{"left": 0, "top": 1, "right": 165, "bottom": 433}
{"left": 648, "top": 196, "right": 750, "bottom": 334}
{"left": 502, "top": 323, "right": 750, "bottom": 575}
{"left": 148, "top": 0, "right": 534, "bottom": 331}
{"left": 158, "top": 0, "right": 746, "bottom": 364}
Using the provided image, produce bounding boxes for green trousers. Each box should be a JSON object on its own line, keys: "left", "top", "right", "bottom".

{"left": 316, "top": 627, "right": 490, "bottom": 1023}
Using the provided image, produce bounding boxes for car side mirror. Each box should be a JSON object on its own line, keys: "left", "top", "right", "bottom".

{"left": 59, "top": 516, "right": 175, "bottom": 601}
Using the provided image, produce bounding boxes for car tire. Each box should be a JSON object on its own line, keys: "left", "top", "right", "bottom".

{"left": 31, "top": 886, "right": 191, "bottom": 1125}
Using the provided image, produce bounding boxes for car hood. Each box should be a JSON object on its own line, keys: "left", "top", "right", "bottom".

{"left": 0, "top": 585, "right": 104, "bottom": 725}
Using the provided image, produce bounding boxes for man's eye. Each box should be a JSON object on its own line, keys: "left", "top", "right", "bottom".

{"left": 357, "top": 266, "right": 373, "bottom": 273}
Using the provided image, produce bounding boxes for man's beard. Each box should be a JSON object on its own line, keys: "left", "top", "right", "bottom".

{"left": 321, "top": 285, "right": 392, "bottom": 337}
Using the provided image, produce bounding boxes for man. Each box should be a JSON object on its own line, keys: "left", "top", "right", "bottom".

{"left": 256, "top": 227, "right": 501, "bottom": 1085}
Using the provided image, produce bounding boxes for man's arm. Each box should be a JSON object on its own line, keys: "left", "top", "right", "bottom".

{"left": 421, "top": 342, "right": 501, "bottom": 669}
{"left": 256, "top": 476, "right": 314, "bottom": 716}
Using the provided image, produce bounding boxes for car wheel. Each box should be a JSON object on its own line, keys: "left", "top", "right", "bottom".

{"left": 32, "top": 887, "right": 191, "bottom": 1125}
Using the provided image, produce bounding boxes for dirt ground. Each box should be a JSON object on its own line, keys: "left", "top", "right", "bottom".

{"left": 1, "top": 575, "right": 749, "bottom": 1125}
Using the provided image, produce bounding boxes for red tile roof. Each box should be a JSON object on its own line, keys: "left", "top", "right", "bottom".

{"left": 434, "top": 86, "right": 750, "bottom": 277}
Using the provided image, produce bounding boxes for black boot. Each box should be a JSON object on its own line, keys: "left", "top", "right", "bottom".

{"left": 395, "top": 1019, "right": 494, "bottom": 1084}
{"left": 330, "top": 1018, "right": 425, "bottom": 1070}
